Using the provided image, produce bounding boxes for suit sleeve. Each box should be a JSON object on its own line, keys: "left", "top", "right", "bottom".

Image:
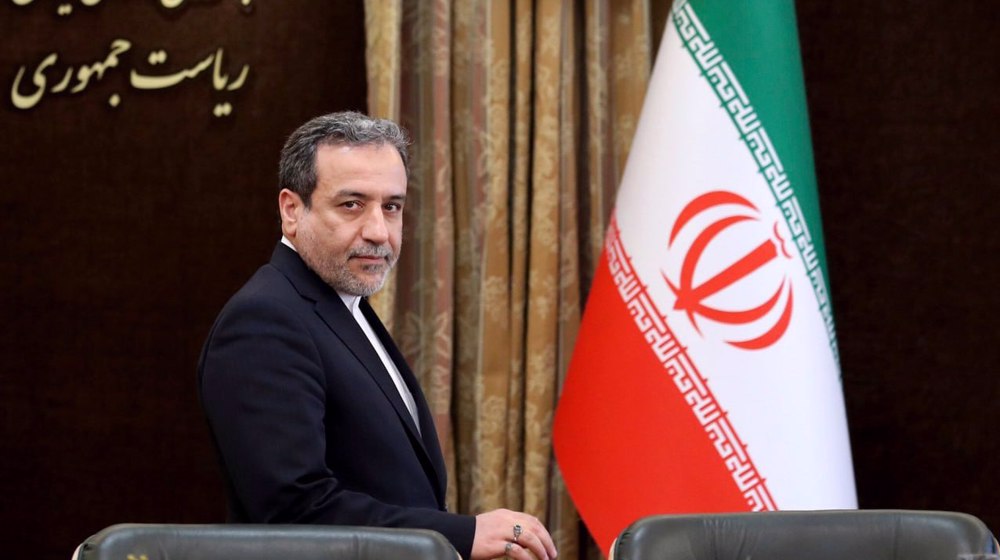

{"left": 198, "top": 292, "right": 475, "bottom": 558}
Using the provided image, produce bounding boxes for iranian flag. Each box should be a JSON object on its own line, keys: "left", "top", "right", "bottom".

{"left": 553, "top": 0, "right": 857, "bottom": 552}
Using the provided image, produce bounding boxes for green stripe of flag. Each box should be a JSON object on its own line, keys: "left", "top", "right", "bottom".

{"left": 673, "top": 0, "right": 838, "bottom": 360}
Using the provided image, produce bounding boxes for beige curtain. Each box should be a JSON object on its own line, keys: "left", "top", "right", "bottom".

{"left": 364, "top": 2, "right": 652, "bottom": 558}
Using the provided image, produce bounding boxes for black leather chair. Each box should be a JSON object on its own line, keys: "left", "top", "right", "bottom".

{"left": 75, "top": 524, "right": 458, "bottom": 560}
{"left": 611, "top": 510, "right": 998, "bottom": 560}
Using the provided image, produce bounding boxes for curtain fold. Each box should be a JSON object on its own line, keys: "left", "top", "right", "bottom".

{"left": 363, "top": 0, "right": 403, "bottom": 330}
{"left": 364, "top": 2, "right": 652, "bottom": 558}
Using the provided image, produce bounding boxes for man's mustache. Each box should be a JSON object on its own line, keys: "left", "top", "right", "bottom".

{"left": 349, "top": 245, "right": 393, "bottom": 259}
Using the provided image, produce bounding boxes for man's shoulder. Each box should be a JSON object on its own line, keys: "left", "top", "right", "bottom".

{"left": 219, "top": 263, "right": 306, "bottom": 318}
{"left": 235, "top": 262, "right": 294, "bottom": 297}
{"left": 202, "top": 246, "right": 341, "bottom": 346}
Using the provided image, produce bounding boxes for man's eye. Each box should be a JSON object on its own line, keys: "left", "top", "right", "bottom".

{"left": 385, "top": 203, "right": 402, "bottom": 212}
{"left": 343, "top": 201, "right": 361, "bottom": 209}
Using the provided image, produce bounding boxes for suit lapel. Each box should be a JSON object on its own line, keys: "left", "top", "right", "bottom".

{"left": 314, "top": 297, "right": 426, "bottom": 438}
{"left": 360, "top": 299, "right": 449, "bottom": 500}
{"left": 269, "top": 243, "right": 448, "bottom": 505}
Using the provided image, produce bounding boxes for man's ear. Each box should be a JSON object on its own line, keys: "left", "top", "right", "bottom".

{"left": 278, "top": 188, "right": 305, "bottom": 237}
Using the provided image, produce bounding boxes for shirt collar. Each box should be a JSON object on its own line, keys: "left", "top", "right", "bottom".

{"left": 339, "top": 292, "right": 361, "bottom": 313}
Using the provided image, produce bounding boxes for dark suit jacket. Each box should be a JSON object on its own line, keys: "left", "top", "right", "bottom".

{"left": 198, "top": 243, "right": 474, "bottom": 558}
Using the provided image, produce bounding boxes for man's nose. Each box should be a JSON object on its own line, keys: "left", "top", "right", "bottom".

{"left": 361, "top": 208, "right": 389, "bottom": 244}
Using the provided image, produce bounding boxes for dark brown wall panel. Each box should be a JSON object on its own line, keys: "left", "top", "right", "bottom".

{"left": 0, "top": 2, "right": 366, "bottom": 557}
{"left": 798, "top": 0, "right": 999, "bottom": 530}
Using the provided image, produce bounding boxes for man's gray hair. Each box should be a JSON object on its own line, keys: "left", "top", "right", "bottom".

{"left": 278, "top": 111, "right": 410, "bottom": 206}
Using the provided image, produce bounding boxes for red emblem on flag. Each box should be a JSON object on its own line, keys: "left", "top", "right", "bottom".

{"left": 663, "top": 190, "right": 794, "bottom": 350}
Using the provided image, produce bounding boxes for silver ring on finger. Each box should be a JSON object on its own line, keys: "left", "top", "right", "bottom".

{"left": 513, "top": 523, "right": 523, "bottom": 542}
{"left": 505, "top": 542, "right": 514, "bottom": 558}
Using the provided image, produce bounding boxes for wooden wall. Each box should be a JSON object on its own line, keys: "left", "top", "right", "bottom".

{"left": 797, "top": 0, "right": 999, "bottom": 529}
{"left": 0, "top": 2, "right": 367, "bottom": 557}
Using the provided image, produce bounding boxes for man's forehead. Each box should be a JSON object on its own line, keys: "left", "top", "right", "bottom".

{"left": 313, "top": 144, "right": 407, "bottom": 190}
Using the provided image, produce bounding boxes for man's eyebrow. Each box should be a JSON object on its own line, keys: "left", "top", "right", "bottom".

{"left": 333, "top": 190, "right": 406, "bottom": 202}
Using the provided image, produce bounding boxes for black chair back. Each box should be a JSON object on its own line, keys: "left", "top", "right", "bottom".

{"left": 76, "top": 524, "right": 457, "bottom": 560}
{"left": 611, "top": 510, "right": 997, "bottom": 560}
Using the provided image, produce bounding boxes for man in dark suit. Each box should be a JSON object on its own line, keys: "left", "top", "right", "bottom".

{"left": 198, "top": 112, "right": 556, "bottom": 560}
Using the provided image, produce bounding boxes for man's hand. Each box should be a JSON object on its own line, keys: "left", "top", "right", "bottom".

{"left": 471, "top": 508, "right": 558, "bottom": 560}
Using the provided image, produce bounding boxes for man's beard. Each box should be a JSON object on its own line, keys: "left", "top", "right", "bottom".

{"left": 300, "top": 241, "right": 398, "bottom": 297}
